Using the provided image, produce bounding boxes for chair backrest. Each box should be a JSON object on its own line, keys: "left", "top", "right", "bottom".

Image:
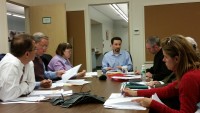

{"left": 41, "top": 54, "right": 52, "bottom": 71}
{"left": 0, "top": 53, "right": 6, "bottom": 61}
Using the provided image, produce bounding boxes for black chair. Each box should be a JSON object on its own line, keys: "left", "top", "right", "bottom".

{"left": 0, "top": 53, "right": 6, "bottom": 61}
{"left": 41, "top": 54, "right": 53, "bottom": 71}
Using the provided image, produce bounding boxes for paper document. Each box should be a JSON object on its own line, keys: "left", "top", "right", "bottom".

{"left": 151, "top": 93, "right": 164, "bottom": 104}
{"left": 6, "top": 96, "right": 46, "bottom": 102}
{"left": 85, "top": 72, "right": 97, "bottom": 78}
{"left": 66, "top": 79, "right": 91, "bottom": 85}
{"left": 104, "top": 93, "right": 146, "bottom": 110}
{"left": 196, "top": 102, "right": 200, "bottom": 113}
{"left": 62, "top": 64, "right": 82, "bottom": 82}
{"left": 29, "top": 89, "right": 72, "bottom": 97}
{"left": 1, "top": 101, "right": 39, "bottom": 104}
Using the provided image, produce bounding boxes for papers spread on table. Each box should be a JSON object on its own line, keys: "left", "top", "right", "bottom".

{"left": 56, "top": 79, "right": 91, "bottom": 85}
{"left": 29, "top": 89, "right": 72, "bottom": 97}
{"left": 85, "top": 72, "right": 97, "bottom": 78}
{"left": 104, "top": 93, "right": 146, "bottom": 110}
{"left": 0, "top": 89, "right": 73, "bottom": 104}
{"left": 3, "top": 96, "right": 46, "bottom": 103}
{"left": 65, "top": 79, "right": 91, "bottom": 85}
{"left": 62, "top": 64, "right": 82, "bottom": 82}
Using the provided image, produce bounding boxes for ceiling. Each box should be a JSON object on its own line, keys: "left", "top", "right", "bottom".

{"left": 91, "top": 3, "right": 128, "bottom": 21}
{"left": 6, "top": 2, "right": 24, "bottom": 15}
{"left": 6, "top": 2, "right": 128, "bottom": 21}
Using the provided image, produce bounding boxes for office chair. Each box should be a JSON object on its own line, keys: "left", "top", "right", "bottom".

{"left": 0, "top": 53, "right": 6, "bottom": 61}
{"left": 41, "top": 54, "right": 52, "bottom": 71}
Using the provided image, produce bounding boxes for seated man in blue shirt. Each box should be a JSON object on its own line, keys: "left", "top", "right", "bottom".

{"left": 102, "top": 37, "right": 133, "bottom": 73}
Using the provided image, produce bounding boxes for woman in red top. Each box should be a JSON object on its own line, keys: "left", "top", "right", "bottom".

{"left": 124, "top": 35, "right": 200, "bottom": 113}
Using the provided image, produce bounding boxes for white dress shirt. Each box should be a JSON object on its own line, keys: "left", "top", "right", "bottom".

{"left": 0, "top": 53, "right": 35, "bottom": 101}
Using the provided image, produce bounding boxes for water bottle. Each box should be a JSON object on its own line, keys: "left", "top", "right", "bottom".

{"left": 141, "top": 65, "right": 146, "bottom": 82}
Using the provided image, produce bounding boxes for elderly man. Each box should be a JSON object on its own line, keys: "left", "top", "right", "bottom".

{"left": 33, "top": 32, "right": 65, "bottom": 88}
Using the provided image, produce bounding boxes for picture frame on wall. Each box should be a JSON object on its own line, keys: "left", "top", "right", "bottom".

{"left": 42, "top": 17, "right": 51, "bottom": 24}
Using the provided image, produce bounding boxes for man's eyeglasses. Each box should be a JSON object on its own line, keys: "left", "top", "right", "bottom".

{"left": 38, "top": 44, "right": 48, "bottom": 50}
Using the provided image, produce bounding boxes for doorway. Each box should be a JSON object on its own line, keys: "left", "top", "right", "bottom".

{"left": 89, "top": 2, "right": 129, "bottom": 71}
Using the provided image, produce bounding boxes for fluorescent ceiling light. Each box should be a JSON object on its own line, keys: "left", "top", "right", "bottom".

{"left": 7, "top": 12, "right": 25, "bottom": 18}
{"left": 12, "top": 14, "right": 25, "bottom": 18}
{"left": 109, "top": 4, "right": 128, "bottom": 22}
{"left": 6, "top": 12, "right": 12, "bottom": 15}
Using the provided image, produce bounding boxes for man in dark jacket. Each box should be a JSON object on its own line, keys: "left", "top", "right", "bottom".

{"left": 145, "top": 36, "right": 172, "bottom": 81}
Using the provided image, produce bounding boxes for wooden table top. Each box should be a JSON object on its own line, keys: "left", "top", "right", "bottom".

{"left": 0, "top": 77, "right": 149, "bottom": 113}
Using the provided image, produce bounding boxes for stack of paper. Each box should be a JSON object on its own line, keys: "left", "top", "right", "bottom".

{"left": 104, "top": 93, "right": 146, "bottom": 110}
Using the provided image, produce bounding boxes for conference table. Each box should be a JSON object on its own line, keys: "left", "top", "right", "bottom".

{"left": 0, "top": 77, "right": 149, "bottom": 113}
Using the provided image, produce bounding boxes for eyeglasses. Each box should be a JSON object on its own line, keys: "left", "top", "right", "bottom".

{"left": 38, "top": 43, "right": 48, "bottom": 50}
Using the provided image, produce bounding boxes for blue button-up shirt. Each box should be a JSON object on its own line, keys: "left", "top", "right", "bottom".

{"left": 102, "top": 50, "right": 133, "bottom": 73}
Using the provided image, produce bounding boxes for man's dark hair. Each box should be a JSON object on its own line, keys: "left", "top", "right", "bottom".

{"left": 146, "top": 36, "right": 160, "bottom": 47}
{"left": 56, "top": 43, "right": 72, "bottom": 56}
{"left": 111, "top": 37, "right": 122, "bottom": 44}
{"left": 11, "top": 34, "right": 34, "bottom": 57}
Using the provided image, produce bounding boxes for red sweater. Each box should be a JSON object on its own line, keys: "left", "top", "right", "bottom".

{"left": 138, "top": 70, "right": 200, "bottom": 113}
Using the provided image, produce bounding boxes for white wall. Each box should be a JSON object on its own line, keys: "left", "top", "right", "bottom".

{"left": 113, "top": 20, "right": 129, "bottom": 51}
{"left": 91, "top": 23, "right": 103, "bottom": 68}
{"left": 8, "top": 0, "right": 200, "bottom": 71}
{"left": 91, "top": 23, "right": 102, "bottom": 53}
{"left": 89, "top": 6, "right": 113, "bottom": 54}
{"left": 0, "top": 0, "right": 9, "bottom": 53}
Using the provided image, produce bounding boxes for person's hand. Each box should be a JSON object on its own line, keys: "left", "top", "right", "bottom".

{"left": 77, "top": 70, "right": 86, "bottom": 78}
{"left": 132, "top": 97, "right": 152, "bottom": 108}
{"left": 56, "top": 70, "right": 65, "bottom": 77}
{"left": 147, "top": 81, "right": 160, "bottom": 87}
{"left": 116, "top": 66, "right": 122, "bottom": 70}
{"left": 134, "top": 70, "right": 141, "bottom": 75}
{"left": 106, "top": 67, "right": 113, "bottom": 71}
{"left": 40, "top": 79, "right": 52, "bottom": 88}
{"left": 146, "top": 72, "right": 153, "bottom": 78}
{"left": 123, "top": 88, "right": 138, "bottom": 97}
